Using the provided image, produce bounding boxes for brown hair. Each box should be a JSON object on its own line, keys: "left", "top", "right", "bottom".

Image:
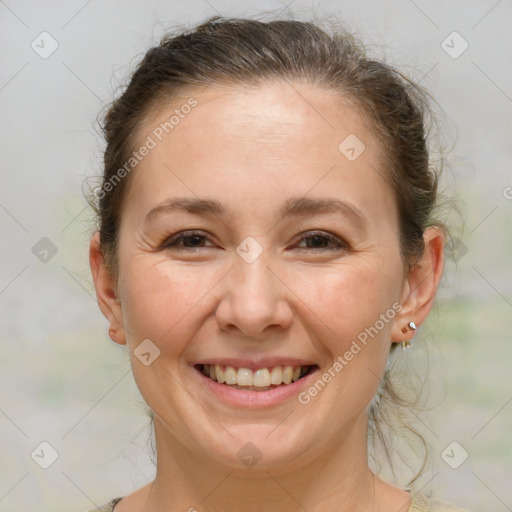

{"left": 88, "top": 15, "right": 447, "bottom": 484}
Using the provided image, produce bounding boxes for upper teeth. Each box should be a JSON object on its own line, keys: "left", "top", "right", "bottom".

{"left": 202, "top": 364, "right": 309, "bottom": 387}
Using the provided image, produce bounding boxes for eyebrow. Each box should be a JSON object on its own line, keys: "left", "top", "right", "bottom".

{"left": 144, "top": 196, "right": 368, "bottom": 229}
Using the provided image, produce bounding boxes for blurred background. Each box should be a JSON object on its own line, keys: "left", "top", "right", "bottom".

{"left": 0, "top": 1, "right": 511, "bottom": 510}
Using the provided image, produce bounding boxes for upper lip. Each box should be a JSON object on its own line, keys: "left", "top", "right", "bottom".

{"left": 192, "top": 357, "right": 318, "bottom": 371}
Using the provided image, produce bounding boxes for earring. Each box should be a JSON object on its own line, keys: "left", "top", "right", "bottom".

{"left": 401, "top": 321, "right": 417, "bottom": 350}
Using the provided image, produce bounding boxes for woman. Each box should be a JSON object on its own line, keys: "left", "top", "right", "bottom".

{"left": 88, "top": 15, "right": 467, "bottom": 512}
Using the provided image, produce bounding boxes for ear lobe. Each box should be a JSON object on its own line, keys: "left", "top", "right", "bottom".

{"left": 391, "top": 226, "right": 445, "bottom": 344}
{"left": 89, "top": 232, "right": 127, "bottom": 345}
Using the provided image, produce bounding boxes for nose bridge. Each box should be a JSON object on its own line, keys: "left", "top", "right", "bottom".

{"left": 234, "top": 248, "right": 272, "bottom": 297}
{"left": 215, "top": 244, "right": 292, "bottom": 336}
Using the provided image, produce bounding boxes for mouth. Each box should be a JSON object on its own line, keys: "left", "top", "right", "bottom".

{"left": 194, "top": 363, "right": 317, "bottom": 391}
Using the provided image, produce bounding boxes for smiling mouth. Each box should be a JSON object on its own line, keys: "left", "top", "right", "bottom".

{"left": 195, "top": 364, "right": 317, "bottom": 391}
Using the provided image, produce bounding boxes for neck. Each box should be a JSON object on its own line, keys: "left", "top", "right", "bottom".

{"left": 144, "top": 415, "right": 386, "bottom": 512}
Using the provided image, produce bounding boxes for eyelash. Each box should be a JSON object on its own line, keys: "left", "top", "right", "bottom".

{"left": 161, "top": 230, "right": 348, "bottom": 252}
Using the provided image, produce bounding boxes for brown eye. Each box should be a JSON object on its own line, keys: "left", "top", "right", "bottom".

{"left": 294, "top": 231, "right": 347, "bottom": 252}
{"left": 162, "top": 231, "right": 214, "bottom": 250}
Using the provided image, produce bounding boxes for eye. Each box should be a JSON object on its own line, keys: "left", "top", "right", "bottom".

{"left": 161, "top": 230, "right": 215, "bottom": 250}
{"left": 160, "top": 230, "right": 348, "bottom": 253}
{"left": 293, "top": 231, "right": 348, "bottom": 252}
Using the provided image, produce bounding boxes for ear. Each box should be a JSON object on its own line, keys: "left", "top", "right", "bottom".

{"left": 391, "top": 226, "right": 445, "bottom": 343}
{"left": 89, "top": 231, "right": 126, "bottom": 345}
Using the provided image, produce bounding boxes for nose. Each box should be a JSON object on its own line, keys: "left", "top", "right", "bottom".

{"left": 214, "top": 250, "right": 293, "bottom": 339}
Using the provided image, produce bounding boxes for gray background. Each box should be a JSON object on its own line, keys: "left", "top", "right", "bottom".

{"left": 0, "top": 0, "right": 511, "bottom": 511}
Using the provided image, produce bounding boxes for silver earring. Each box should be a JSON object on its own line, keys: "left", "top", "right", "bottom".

{"left": 401, "top": 321, "right": 417, "bottom": 350}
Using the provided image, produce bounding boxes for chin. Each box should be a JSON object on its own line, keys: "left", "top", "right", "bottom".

{"left": 194, "top": 421, "right": 315, "bottom": 472}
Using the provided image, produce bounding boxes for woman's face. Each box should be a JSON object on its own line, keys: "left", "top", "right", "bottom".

{"left": 97, "top": 81, "right": 417, "bottom": 470}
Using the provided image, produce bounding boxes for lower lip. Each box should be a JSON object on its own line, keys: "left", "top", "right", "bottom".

{"left": 193, "top": 366, "right": 319, "bottom": 408}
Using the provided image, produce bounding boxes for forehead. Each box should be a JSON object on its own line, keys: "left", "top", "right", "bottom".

{"left": 125, "top": 80, "right": 393, "bottom": 224}
{"left": 142, "top": 81, "right": 374, "bottom": 158}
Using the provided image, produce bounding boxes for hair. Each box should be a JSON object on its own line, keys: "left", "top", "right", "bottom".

{"left": 87, "top": 15, "right": 449, "bottom": 486}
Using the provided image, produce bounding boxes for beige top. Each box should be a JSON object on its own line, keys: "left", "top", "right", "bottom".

{"left": 88, "top": 494, "right": 469, "bottom": 512}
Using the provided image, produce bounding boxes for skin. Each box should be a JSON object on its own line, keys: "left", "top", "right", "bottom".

{"left": 90, "top": 80, "right": 444, "bottom": 512}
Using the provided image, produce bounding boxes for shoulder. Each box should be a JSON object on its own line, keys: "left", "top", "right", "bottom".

{"left": 410, "top": 494, "right": 470, "bottom": 512}
{"left": 84, "top": 497, "right": 123, "bottom": 512}
{"left": 85, "top": 493, "right": 469, "bottom": 512}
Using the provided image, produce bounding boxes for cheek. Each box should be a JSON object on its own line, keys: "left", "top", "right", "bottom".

{"left": 120, "top": 255, "right": 222, "bottom": 349}
{"left": 296, "top": 260, "right": 400, "bottom": 345}
{"left": 298, "top": 262, "right": 400, "bottom": 409}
